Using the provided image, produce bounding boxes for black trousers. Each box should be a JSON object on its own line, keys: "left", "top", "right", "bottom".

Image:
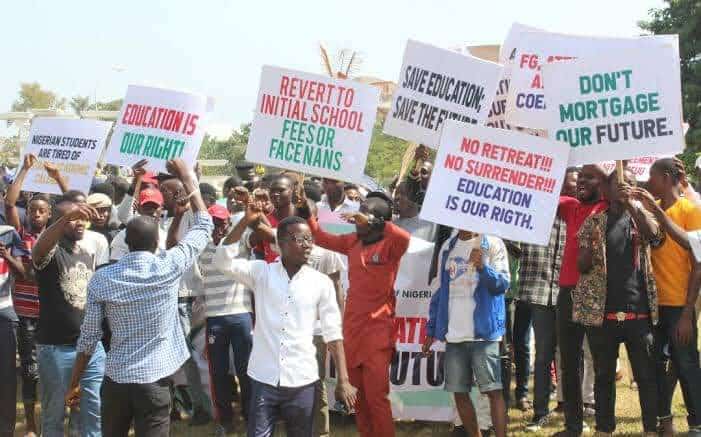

{"left": 0, "top": 315, "right": 17, "bottom": 437}
{"left": 531, "top": 303, "right": 558, "bottom": 417}
{"left": 586, "top": 319, "right": 658, "bottom": 433}
{"left": 556, "top": 287, "right": 585, "bottom": 434}
{"left": 17, "top": 316, "right": 39, "bottom": 403}
{"left": 101, "top": 376, "right": 171, "bottom": 437}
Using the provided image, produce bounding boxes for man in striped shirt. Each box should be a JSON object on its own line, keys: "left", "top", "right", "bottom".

{"left": 199, "top": 204, "right": 253, "bottom": 435}
{"left": 5, "top": 154, "right": 56, "bottom": 437}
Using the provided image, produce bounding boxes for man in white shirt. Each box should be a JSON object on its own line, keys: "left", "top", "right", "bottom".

{"left": 317, "top": 178, "right": 359, "bottom": 214}
{"left": 110, "top": 188, "right": 166, "bottom": 261}
{"left": 214, "top": 205, "right": 357, "bottom": 437}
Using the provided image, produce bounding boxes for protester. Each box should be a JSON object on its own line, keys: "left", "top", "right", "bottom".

{"left": 422, "top": 228, "right": 510, "bottom": 437}
{"left": 86, "top": 193, "right": 119, "bottom": 244}
{"left": 344, "top": 183, "right": 363, "bottom": 202}
{"left": 248, "top": 174, "right": 297, "bottom": 263}
{"left": 576, "top": 169, "right": 661, "bottom": 436}
{"left": 90, "top": 181, "right": 122, "bottom": 230}
{"left": 198, "top": 203, "right": 253, "bottom": 435}
{"left": 200, "top": 182, "right": 219, "bottom": 208}
{"left": 393, "top": 181, "right": 436, "bottom": 242}
{"left": 110, "top": 188, "right": 166, "bottom": 260}
{"left": 522, "top": 167, "right": 577, "bottom": 432}
{"left": 222, "top": 175, "right": 249, "bottom": 214}
{"left": 65, "top": 159, "right": 213, "bottom": 436}
{"left": 214, "top": 207, "right": 358, "bottom": 437}
{"left": 33, "top": 198, "right": 104, "bottom": 437}
{"left": 318, "top": 178, "right": 359, "bottom": 214}
{"left": 4, "top": 154, "right": 54, "bottom": 437}
{"left": 0, "top": 203, "right": 30, "bottom": 437}
{"left": 297, "top": 191, "right": 410, "bottom": 437}
{"left": 304, "top": 200, "right": 346, "bottom": 437}
{"left": 633, "top": 158, "right": 701, "bottom": 437}
{"left": 556, "top": 164, "right": 608, "bottom": 436}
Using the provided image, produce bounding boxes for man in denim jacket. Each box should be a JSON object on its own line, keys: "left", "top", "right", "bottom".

{"left": 423, "top": 228, "right": 510, "bottom": 437}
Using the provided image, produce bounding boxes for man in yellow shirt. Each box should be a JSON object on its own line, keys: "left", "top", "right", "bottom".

{"left": 634, "top": 158, "right": 701, "bottom": 437}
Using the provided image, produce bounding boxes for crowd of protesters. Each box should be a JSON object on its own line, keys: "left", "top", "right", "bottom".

{"left": 0, "top": 148, "right": 700, "bottom": 437}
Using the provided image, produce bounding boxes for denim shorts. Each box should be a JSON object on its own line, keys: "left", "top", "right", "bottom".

{"left": 444, "top": 340, "right": 502, "bottom": 393}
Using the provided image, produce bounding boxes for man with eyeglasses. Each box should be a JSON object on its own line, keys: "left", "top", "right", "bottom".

{"left": 214, "top": 202, "right": 357, "bottom": 437}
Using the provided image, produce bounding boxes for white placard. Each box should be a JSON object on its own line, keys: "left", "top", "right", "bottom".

{"left": 543, "top": 48, "right": 683, "bottom": 165}
{"left": 383, "top": 40, "right": 502, "bottom": 148}
{"left": 21, "top": 118, "right": 111, "bottom": 195}
{"left": 246, "top": 66, "right": 379, "bottom": 183}
{"left": 420, "top": 121, "right": 569, "bottom": 245}
{"left": 105, "top": 85, "right": 210, "bottom": 173}
{"left": 505, "top": 31, "right": 678, "bottom": 130}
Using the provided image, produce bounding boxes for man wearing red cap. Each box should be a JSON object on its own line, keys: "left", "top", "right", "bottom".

{"left": 110, "top": 188, "right": 166, "bottom": 261}
{"left": 198, "top": 204, "right": 253, "bottom": 434}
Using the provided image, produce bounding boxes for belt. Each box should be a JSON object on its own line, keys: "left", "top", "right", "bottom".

{"left": 604, "top": 312, "right": 649, "bottom": 322}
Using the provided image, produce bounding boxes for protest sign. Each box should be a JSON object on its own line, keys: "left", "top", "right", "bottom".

{"left": 543, "top": 48, "right": 683, "bottom": 165}
{"left": 20, "top": 118, "right": 111, "bottom": 195}
{"left": 326, "top": 237, "right": 456, "bottom": 421}
{"left": 246, "top": 66, "right": 379, "bottom": 183}
{"left": 420, "top": 121, "right": 568, "bottom": 245}
{"left": 383, "top": 40, "right": 502, "bottom": 148}
{"left": 601, "top": 156, "right": 658, "bottom": 181}
{"left": 505, "top": 31, "right": 678, "bottom": 130}
{"left": 104, "top": 85, "right": 209, "bottom": 173}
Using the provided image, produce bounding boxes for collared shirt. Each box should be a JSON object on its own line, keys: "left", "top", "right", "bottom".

{"left": 110, "top": 227, "right": 168, "bottom": 261}
{"left": 76, "top": 211, "right": 212, "bottom": 384}
{"left": 213, "top": 242, "right": 343, "bottom": 388}
{"left": 574, "top": 208, "right": 660, "bottom": 327}
{"left": 518, "top": 218, "right": 566, "bottom": 306}
{"left": 317, "top": 196, "right": 360, "bottom": 214}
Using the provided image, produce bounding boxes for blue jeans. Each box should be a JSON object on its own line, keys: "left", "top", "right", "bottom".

{"left": 205, "top": 313, "right": 253, "bottom": 423}
{"left": 37, "top": 343, "right": 105, "bottom": 437}
{"left": 512, "top": 300, "right": 532, "bottom": 401}
{"left": 177, "top": 301, "right": 211, "bottom": 416}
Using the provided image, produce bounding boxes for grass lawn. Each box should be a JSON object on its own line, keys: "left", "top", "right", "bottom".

{"left": 13, "top": 380, "right": 691, "bottom": 436}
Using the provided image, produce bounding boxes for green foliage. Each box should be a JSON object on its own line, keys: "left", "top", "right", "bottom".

{"left": 640, "top": 0, "right": 701, "bottom": 172}
{"left": 364, "top": 117, "right": 412, "bottom": 185}
{"left": 11, "top": 82, "right": 66, "bottom": 112}
{"left": 198, "top": 123, "right": 250, "bottom": 174}
{"left": 70, "top": 96, "right": 124, "bottom": 114}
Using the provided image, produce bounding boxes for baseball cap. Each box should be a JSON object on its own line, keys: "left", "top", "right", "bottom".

{"left": 208, "top": 204, "right": 230, "bottom": 221}
{"left": 138, "top": 188, "right": 164, "bottom": 206}
{"left": 86, "top": 193, "right": 113, "bottom": 209}
{"left": 142, "top": 171, "right": 159, "bottom": 186}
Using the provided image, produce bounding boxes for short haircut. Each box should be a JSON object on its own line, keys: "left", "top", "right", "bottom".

{"left": 223, "top": 175, "right": 243, "bottom": 193}
{"left": 344, "top": 183, "right": 359, "bottom": 190}
{"left": 29, "top": 193, "right": 51, "bottom": 205}
{"left": 62, "top": 190, "right": 86, "bottom": 203}
{"left": 199, "top": 182, "right": 218, "bottom": 200}
{"left": 91, "top": 182, "right": 115, "bottom": 198}
{"left": 565, "top": 166, "right": 580, "bottom": 175}
{"left": 125, "top": 216, "right": 160, "bottom": 252}
{"left": 364, "top": 192, "right": 393, "bottom": 222}
{"left": 276, "top": 215, "right": 307, "bottom": 241}
{"left": 303, "top": 181, "right": 322, "bottom": 202}
{"left": 652, "top": 157, "right": 682, "bottom": 184}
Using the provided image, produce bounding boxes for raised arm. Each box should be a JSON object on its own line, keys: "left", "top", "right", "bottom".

{"left": 385, "top": 222, "right": 411, "bottom": 262}
{"left": 163, "top": 159, "right": 213, "bottom": 274}
{"left": 44, "top": 162, "right": 69, "bottom": 193}
{"left": 6, "top": 154, "right": 37, "bottom": 230}
{"left": 32, "top": 204, "right": 94, "bottom": 268}
{"left": 633, "top": 187, "right": 690, "bottom": 250}
{"left": 117, "top": 159, "right": 148, "bottom": 225}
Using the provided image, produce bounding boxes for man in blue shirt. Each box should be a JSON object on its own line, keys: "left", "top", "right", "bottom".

{"left": 65, "top": 159, "right": 213, "bottom": 436}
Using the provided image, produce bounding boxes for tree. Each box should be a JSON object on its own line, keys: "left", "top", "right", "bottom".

{"left": 364, "top": 115, "right": 412, "bottom": 185}
{"left": 640, "top": 1, "right": 701, "bottom": 170}
{"left": 11, "top": 82, "right": 65, "bottom": 112}
{"left": 70, "top": 96, "right": 91, "bottom": 114}
{"left": 69, "top": 96, "right": 124, "bottom": 114}
{"left": 198, "top": 123, "right": 250, "bottom": 174}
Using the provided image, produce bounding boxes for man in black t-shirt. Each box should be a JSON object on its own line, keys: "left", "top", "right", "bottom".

{"left": 32, "top": 197, "right": 104, "bottom": 437}
{"left": 575, "top": 169, "right": 661, "bottom": 436}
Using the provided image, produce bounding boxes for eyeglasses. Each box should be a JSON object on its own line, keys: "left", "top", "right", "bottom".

{"left": 282, "top": 235, "right": 313, "bottom": 245}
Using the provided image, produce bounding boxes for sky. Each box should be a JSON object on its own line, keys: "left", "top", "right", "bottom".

{"left": 1, "top": 0, "right": 665, "bottom": 138}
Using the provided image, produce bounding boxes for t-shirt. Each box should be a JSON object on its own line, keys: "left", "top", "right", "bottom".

{"left": 0, "top": 226, "right": 30, "bottom": 321}
{"left": 13, "top": 227, "right": 41, "bottom": 318}
{"left": 35, "top": 240, "right": 96, "bottom": 345}
{"left": 605, "top": 211, "right": 648, "bottom": 313}
{"left": 445, "top": 237, "right": 480, "bottom": 342}
{"left": 651, "top": 197, "right": 701, "bottom": 306}
{"left": 78, "top": 230, "right": 110, "bottom": 267}
{"left": 559, "top": 197, "right": 608, "bottom": 287}
{"left": 198, "top": 241, "right": 253, "bottom": 317}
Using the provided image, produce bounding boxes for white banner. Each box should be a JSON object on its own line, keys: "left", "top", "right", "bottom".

{"left": 420, "top": 121, "right": 569, "bottom": 246}
{"left": 543, "top": 48, "right": 684, "bottom": 165}
{"left": 246, "top": 66, "right": 379, "bottom": 183}
{"left": 326, "top": 237, "right": 456, "bottom": 421}
{"left": 21, "top": 118, "right": 111, "bottom": 195}
{"left": 602, "top": 156, "right": 661, "bottom": 181}
{"left": 505, "top": 31, "right": 678, "bottom": 130}
{"left": 105, "top": 85, "right": 210, "bottom": 173}
{"left": 383, "top": 40, "right": 502, "bottom": 149}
